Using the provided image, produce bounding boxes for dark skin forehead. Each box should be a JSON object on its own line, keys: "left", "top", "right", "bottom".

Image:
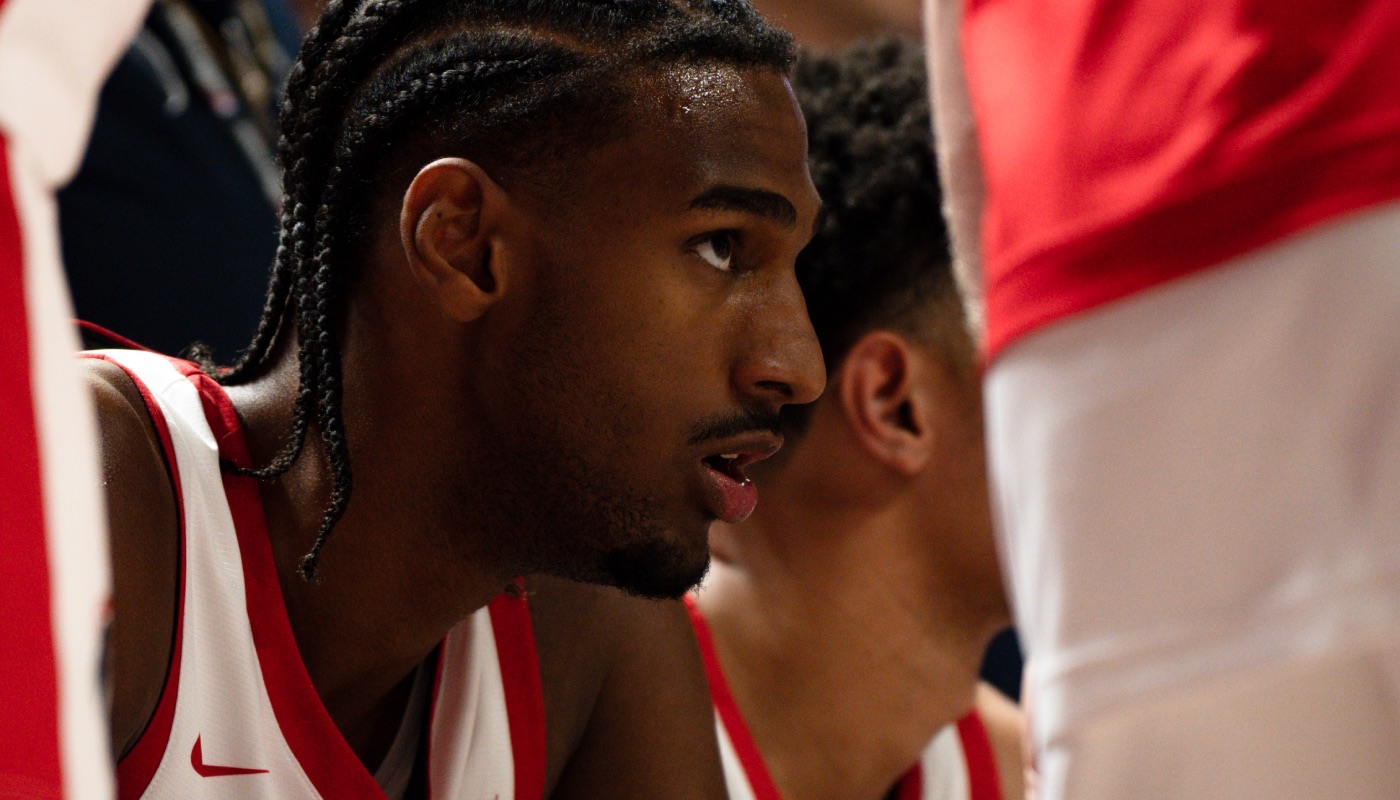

{"left": 519, "top": 63, "right": 822, "bottom": 241}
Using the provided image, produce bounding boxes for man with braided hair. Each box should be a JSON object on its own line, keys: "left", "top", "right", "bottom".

{"left": 80, "top": 0, "right": 825, "bottom": 797}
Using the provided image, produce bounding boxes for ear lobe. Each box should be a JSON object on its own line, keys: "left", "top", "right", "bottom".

{"left": 838, "top": 332, "right": 933, "bottom": 476}
{"left": 400, "top": 157, "right": 507, "bottom": 323}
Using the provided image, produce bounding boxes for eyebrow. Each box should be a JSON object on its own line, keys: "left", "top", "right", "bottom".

{"left": 688, "top": 185, "right": 799, "bottom": 229}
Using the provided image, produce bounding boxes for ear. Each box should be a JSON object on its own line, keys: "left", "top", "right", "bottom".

{"left": 399, "top": 157, "right": 509, "bottom": 323}
{"left": 836, "top": 331, "right": 933, "bottom": 476}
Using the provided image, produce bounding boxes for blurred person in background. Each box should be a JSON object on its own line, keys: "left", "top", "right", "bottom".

{"left": 748, "top": 0, "right": 918, "bottom": 50}
{"left": 749, "top": 0, "right": 1023, "bottom": 698}
{"left": 927, "top": 0, "right": 1400, "bottom": 797}
{"left": 59, "top": 0, "right": 302, "bottom": 358}
{"left": 689, "top": 39, "right": 1024, "bottom": 800}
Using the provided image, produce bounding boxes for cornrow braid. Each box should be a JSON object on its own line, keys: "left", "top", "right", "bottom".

{"left": 211, "top": 0, "right": 796, "bottom": 581}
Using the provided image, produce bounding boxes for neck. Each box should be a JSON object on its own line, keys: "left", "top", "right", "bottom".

{"left": 226, "top": 338, "right": 510, "bottom": 766}
{"left": 697, "top": 500, "right": 1001, "bottom": 800}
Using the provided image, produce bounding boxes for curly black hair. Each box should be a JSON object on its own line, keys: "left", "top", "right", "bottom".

{"left": 195, "top": 0, "right": 796, "bottom": 580}
{"left": 790, "top": 37, "right": 958, "bottom": 373}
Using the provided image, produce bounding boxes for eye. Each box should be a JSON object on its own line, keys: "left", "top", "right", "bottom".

{"left": 692, "top": 232, "right": 735, "bottom": 272}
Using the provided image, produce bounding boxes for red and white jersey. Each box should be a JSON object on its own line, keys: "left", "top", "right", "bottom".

{"left": 686, "top": 599, "right": 1003, "bottom": 800}
{"left": 83, "top": 348, "right": 547, "bottom": 800}
{"left": 1, "top": 1, "right": 150, "bottom": 797}
{"left": 962, "top": 0, "right": 1400, "bottom": 361}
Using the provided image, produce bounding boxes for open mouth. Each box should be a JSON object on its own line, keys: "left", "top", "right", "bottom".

{"left": 697, "top": 439, "right": 781, "bottom": 524}
{"left": 702, "top": 453, "right": 749, "bottom": 484}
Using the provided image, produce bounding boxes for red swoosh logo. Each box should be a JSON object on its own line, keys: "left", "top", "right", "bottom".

{"left": 191, "top": 735, "right": 269, "bottom": 777}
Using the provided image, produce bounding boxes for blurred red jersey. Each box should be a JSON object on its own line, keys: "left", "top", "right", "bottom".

{"left": 963, "top": 0, "right": 1400, "bottom": 360}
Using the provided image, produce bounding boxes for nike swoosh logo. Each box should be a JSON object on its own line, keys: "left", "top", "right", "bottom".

{"left": 191, "top": 735, "right": 269, "bottom": 777}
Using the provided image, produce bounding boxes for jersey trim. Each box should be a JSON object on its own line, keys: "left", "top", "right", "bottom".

{"left": 982, "top": 134, "right": 1400, "bottom": 360}
{"left": 489, "top": 582, "right": 547, "bottom": 800}
{"left": 955, "top": 713, "right": 1001, "bottom": 800}
{"left": 187, "top": 360, "right": 386, "bottom": 798}
{"left": 684, "top": 596, "right": 783, "bottom": 800}
{"left": 0, "top": 126, "right": 63, "bottom": 800}
{"left": 687, "top": 596, "right": 1004, "bottom": 800}
{"left": 965, "top": 0, "right": 1400, "bottom": 361}
{"left": 83, "top": 354, "right": 190, "bottom": 800}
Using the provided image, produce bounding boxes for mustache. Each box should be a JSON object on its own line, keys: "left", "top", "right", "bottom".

{"left": 686, "top": 408, "right": 784, "bottom": 446}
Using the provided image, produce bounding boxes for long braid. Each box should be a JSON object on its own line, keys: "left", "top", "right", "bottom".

{"left": 223, "top": 0, "right": 418, "bottom": 483}
{"left": 210, "top": 0, "right": 796, "bottom": 580}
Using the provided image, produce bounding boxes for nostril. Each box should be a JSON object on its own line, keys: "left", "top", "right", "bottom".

{"left": 754, "top": 380, "right": 794, "bottom": 401}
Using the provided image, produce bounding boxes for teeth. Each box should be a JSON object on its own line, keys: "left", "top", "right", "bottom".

{"left": 721, "top": 454, "right": 739, "bottom": 460}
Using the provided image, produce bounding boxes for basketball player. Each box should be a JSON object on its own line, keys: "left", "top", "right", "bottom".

{"left": 81, "top": 1, "right": 825, "bottom": 797}
{"left": 689, "top": 39, "right": 1024, "bottom": 800}
{"left": 925, "top": 0, "right": 1400, "bottom": 797}
{"left": 1, "top": 1, "right": 150, "bottom": 798}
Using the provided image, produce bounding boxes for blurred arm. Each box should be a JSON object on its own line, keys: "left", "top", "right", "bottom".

{"left": 924, "top": 0, "right": 987, "bottom": 343}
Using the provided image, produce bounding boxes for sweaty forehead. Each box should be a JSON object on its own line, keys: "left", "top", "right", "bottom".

{"left": 553, "top": 64, "right": 812, "bottom": 218}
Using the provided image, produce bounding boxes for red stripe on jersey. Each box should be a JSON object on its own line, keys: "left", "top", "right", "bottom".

{"left": 80, "top": 355, "right": 189, "bottom": 800}
{"left": 965, "top": 0, "right": 1400, "bottom": 361}
{"left": 894, "top": 764, "right": 922, "bottom": 800}
{"left": 956, "top": 712, "right": 1002, "bottom": 800}
{"left": 489, "top": 582, "right": 547, "bottom": 800}
{"left": 180, "top": 362, "right": 386, "bottom": 798}
{"left": 0, "top": 126, "right": 64, "bottom": 800}
{"left": 684, "top": 596, "right": 784, "bottom": 800}
{"left": 77, "top": 321, "right": 153, "bottom": 352}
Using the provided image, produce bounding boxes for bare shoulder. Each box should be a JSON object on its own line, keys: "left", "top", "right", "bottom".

{"left": 975, "top": 682, "right": 1027, "bottom": 800}
{"left": 83, "top": 357, "right": 181, "bottom": 758}
{"left": 526, "top": 575, "right": 726, "bottom": 800}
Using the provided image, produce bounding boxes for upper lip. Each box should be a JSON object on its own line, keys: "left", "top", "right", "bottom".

{"left": 700, "top": 433, "right": 784, "bottom": 469}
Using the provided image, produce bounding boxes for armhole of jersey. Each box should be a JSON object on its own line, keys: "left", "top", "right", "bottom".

{"left": 683, "top": 595, "right": 785, "bottom": 800}
{"left": 83, "top": 354, "right": 189, "bottom": 800}
{"left": 955, "top": 712, "right": 1003, "bottom": 800}
{"left": 180, "top": 360, "right": 387, "bottom": 798}
{"left": 488, "top": 579, "right": 547, "bottom": 800}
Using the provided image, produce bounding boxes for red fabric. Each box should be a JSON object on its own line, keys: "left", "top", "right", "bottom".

{"left": 77, "top": 320, "right": 152, "bottom": 352}
{"left": 184, "top": 359, "right": 387, "bottom": 799}
{"left": 0, "top": 125, "right": 65, "bottom": 800}
{"left": 894, "top": 764, "right": 923, "bottom": 800}
{"left": 963, "top": 0, "right": 1400, "bottom": 361}
{"left": 684, "top": 596, "right": 784, "bottom": 800}
{"left": 488, "top": 583, "right": 547, "bottom": 800}
{"left": 80, "top": 355, "right": 189, "bottom": 800}
{"left": 956, "top": 712, "right": 1002, "bottom": 800}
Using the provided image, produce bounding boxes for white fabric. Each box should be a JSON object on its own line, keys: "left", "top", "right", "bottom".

{"left": 986, "top": 200, "right": 1400, "bottom": 799}
{"left": 0, "top": 0, "right": 150, "bottom": 189}
{"left": 919, "top": 725, "right": 970, "bottom": 800}
{"left": 100, "top": 351, "right": 518, "bottom": 799}
{"left": 714, "top": 718, "right": 756, "bottom": 800}
{"left": 0, "top": 2, "right": 149, "bottom": 798}
{"left": 427, "top": 610, "right": 515, "bottom": 800}
{"left": 107, "top": 350, "right": 323, "bottom": 800}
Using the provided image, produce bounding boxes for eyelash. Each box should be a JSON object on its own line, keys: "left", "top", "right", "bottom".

{"left": 691, "top": 231, "right": 738, "bottom": 272}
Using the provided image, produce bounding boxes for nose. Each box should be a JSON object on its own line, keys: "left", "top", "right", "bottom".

{"left": 732, "top": 277, "right": 826, "bottom": 408}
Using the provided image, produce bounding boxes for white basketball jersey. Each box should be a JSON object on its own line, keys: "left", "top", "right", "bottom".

{"left": 87, "top": 349, "right": 546, "bottom": 800}
{"left": 686, "top": 598, "right": 1003, "bottom": 800}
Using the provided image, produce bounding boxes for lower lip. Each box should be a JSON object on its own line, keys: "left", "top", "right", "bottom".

{"left": 701, "top": 463, "right": 759, "bottom": 524}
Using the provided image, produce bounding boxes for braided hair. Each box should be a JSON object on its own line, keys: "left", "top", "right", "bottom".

{"left": 202, "top": 0, "right": 795, "bottom": 581}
